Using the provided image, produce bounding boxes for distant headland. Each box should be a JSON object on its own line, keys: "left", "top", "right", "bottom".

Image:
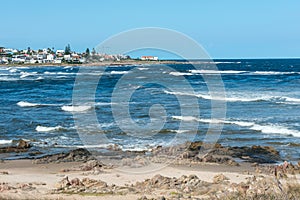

{"left": 0, "top": 45, "right": 177, "bottom": 66}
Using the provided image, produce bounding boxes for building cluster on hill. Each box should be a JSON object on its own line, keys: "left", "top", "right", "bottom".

{"left": 0, "top": 46, "right": 130, "bottom": 64}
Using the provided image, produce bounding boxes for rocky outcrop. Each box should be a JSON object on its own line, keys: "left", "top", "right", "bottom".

{"left": 54, "top": 172, "right": 300, "bottom": 200}
{"left": 0, "top": 139, "right": 31, "bottom": 153}
{"left": 33, "top": 148, "right": 93, "bottom": 164}
{"left": 150, "top": 141, "right": 282, "bottom": 165}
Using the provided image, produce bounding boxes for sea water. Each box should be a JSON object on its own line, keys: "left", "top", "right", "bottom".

{"left": 0, "top": 59, "right": 299, "bottom": 161}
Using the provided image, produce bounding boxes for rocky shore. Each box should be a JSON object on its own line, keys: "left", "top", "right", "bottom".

{"left": 0, "top": 140, "right": 299, "bottom": 199}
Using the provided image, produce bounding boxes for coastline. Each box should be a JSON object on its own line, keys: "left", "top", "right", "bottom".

{"left": 0, "top": 60, "right": 184, "bottom": 68}
{"left": 1, "top": 142, "right": 299, "bottom": 199}
{"left": 0, "top": 155, "right": 299, "bottom": 199}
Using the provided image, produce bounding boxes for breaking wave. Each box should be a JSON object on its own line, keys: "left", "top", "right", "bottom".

{"left": 17, "top": 101, "right": 40, "bottom": 107}
{"left": 172, "top": 116, "right": 300, "bottom": 137}
{"left": 61, "top": 105, "right": 93, "bottom": 112}
{"left": 0, "top": 139, "right": 12, "bottom": 145}
{"left": 36, "top": 125, "right": 65, "bottom": 132}
{"left": 164, "top": 90, "right": 300, "bottom": 104}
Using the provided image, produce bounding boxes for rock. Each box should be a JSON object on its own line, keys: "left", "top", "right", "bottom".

{"left": 0, "top": 171, "right": 9, "bottom": 175}
{"left": 18, "top": 139, "right": 31, "bottom": 149}
{"left": 0, "top": 139, "right": 32, "bottom": 153}
{"left": 213, "top": 174, "right": 229, "bottom": 184}
{"left": 70, "top": 178, "right": 83, "bottom": 186}
{"left": 55, "top": 176, "right": 70, "bottom": 189}
{"left": 79, "top": 160, "right": 103, "bottom": 171}
{"left": 33, "top": 148, "right": 93, "bottom": 164}
{"left": 107, "top": 144, "right": 121, "bottom": 151}
{"left": 251, "top": 162, "right": 259, "bottom": 167}
{"left": 81, "top": 178, "right": 107, "bottom": 188}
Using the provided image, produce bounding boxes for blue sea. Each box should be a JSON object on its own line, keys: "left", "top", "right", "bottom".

{"left": 0, "top": 59, "right": 300, "bottom": 161}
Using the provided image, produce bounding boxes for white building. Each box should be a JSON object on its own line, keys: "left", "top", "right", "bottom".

{"left": 46, "top": 54, "right": 54, "bottom": 61}
{"left": 64, "top": 54, "right": 71, "bottom": 60}
{"left": 140, "top": 56, "right": 158, "bottom": 61}
{"left": 56, "top": 50, "right": 65, "bottom": 54}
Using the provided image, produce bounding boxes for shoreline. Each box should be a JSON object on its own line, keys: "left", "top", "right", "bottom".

{"left": 0, "top": 155, "right": 299, "bottom": 199}
{"left": 0, "top": 60, "right": 185, "bottom": 68}
{"left": 1, "top": 141, "right": 299, "bottom": 199}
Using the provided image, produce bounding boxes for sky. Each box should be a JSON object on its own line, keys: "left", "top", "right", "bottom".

{"left": 1, "top": 0, "right": 300, "bottom": 59}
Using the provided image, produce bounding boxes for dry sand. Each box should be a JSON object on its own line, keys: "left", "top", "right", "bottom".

{"left": 0, "top": 159, "right": 257, "bottom": 200}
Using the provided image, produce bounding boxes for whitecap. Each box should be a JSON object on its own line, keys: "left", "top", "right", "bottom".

{"left": 61, "top": 105, "right": 92, "bottom": 112}
{"left": 169, "top": 72, "right": 193, "bottom": 76}
{"left": 172, "top": 116, "right": 199, "bottom": 121}
{"left": 95, "top": 102, "right": 114, "bottom": 106}
{"left": 0, "top": 139, "right": 12, "bottom": 145}
{"left": 282, "top": 97, "right": 300, "bottom": 103}
{"left": 172, "top": 116, "right": 253, "bottom": 127}
{"left": 17, "top": 101, "right": 39, "bottom": 107}
{"left": 173, "top": 115, "right": 300, "bottom": 137}
{"left": 251, "top": 71, "right": 297, "bottom": 75}
{"left": 164, "top": 90, "right": 270, "bottom": 102}
{"left": 36, "top": 125, "right": 64, "bottom": 132}
{"left": 9, "top": 68, "right": 18, "bottom": 73}
{"left": 110, "top": 71, "right": 129, "bottom": 75}
{"left": 137, "top": 67, "right": 149, "bottom": 70}
{"left": 189, "top": 70, "right": 246, "bottom": 74}
{"left": 250, "top": 124, "right": 300, "bottom": 137}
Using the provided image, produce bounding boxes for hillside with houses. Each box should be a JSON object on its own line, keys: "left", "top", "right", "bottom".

{"left": 0, "top": 45, "right": 130, "bottom": 65}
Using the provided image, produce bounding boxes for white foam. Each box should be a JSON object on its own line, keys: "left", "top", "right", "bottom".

{"left": 17, "top": 101, "right": 39, "bottom": 107}
{"left": 164, "top": 90, "right": 260, "bottom": 102}
{"left": 173, "top": 115, "right": 300, "bottom": 137}
{"left": 165, "top": 90, "right": 300, "bottom": 104}
{"left": 95, "top": 102, "right": 115, "bottom": 106}
{"left": 110, "top": 71, "right": 129, "bottom": 75}
{"left": 20, "top": 72, "right": 31, "bottom": 78}
{"left": 283, "top": 97, "right": 300, "bottom": 103}
{"left": 44, "top": 71, "right": 54, "bottom": 75}
{"left": 9, "top": 68, "right": 18, "bottom": 73}
{"left": 172, "top": 116, "right": 199, "bottom": 121}
{"left": 250, "top": 124, "right": 300, "bottom": 137}
{"left": 175, "top": 130, "right": 189, "bottom": 134}
{"left": 20, "top": 71, "right": 38, "bottom": 79}
{"left": 189, "top": 70, "right": 246, "bottom": 74}
{"left": 0, "top": 139, "right": 12, "bottom": 145}
{"left": 214, "top": 61, "right": 242, "bottom": 64}
{"left": 169, "top": 72, "right": 193, "bottom": 76}
{"left": 61, "top": 105, "right": 92, "bottom": 112}
{"left": 36, "top": 76, "right": 44, "bottom": 80}
{"left": 137, "top": 67, "right": 149, "bottom": 70}
{"left": 252, "top": 71, "right": 297, "bottom": 75}
{"left": 64, "top": 66, "right": 73, "bottom": 69}
{"left": 172, "top": 116, "right": 253, "bottom": 127}
{"left": 36, "top": 125, "right": 64, "bottom": 132}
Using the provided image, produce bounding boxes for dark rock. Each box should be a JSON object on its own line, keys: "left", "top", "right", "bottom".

{"left": 18, "top": 139, "right": 31, "bottom": 149}
{"left": 70, "top": 178, "right": 83, "bottom": 186}
{"left": 33, "top": 148, "right": 93, "bottom": 164}
{"left": 0, "top": 139, "right": 32, "bottom": 153}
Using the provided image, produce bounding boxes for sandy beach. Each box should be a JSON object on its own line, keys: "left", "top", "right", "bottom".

{"left": 0, "top": 142, "right": 299, "bottom": 200}
{"left": 0, "top": 160, "right": 247, "bottom": 200}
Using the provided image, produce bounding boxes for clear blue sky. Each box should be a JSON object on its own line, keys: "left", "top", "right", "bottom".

{"left": 1, "top": 0, "right": 300, "bottom": 59}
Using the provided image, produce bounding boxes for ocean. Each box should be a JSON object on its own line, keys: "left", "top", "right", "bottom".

{"left": 0, "top": 59, "right": 300, "bottom": 162}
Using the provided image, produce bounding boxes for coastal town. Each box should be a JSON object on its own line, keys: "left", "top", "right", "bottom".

{"left": 0, "top": 45, "right": 133, "bottom": 65}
